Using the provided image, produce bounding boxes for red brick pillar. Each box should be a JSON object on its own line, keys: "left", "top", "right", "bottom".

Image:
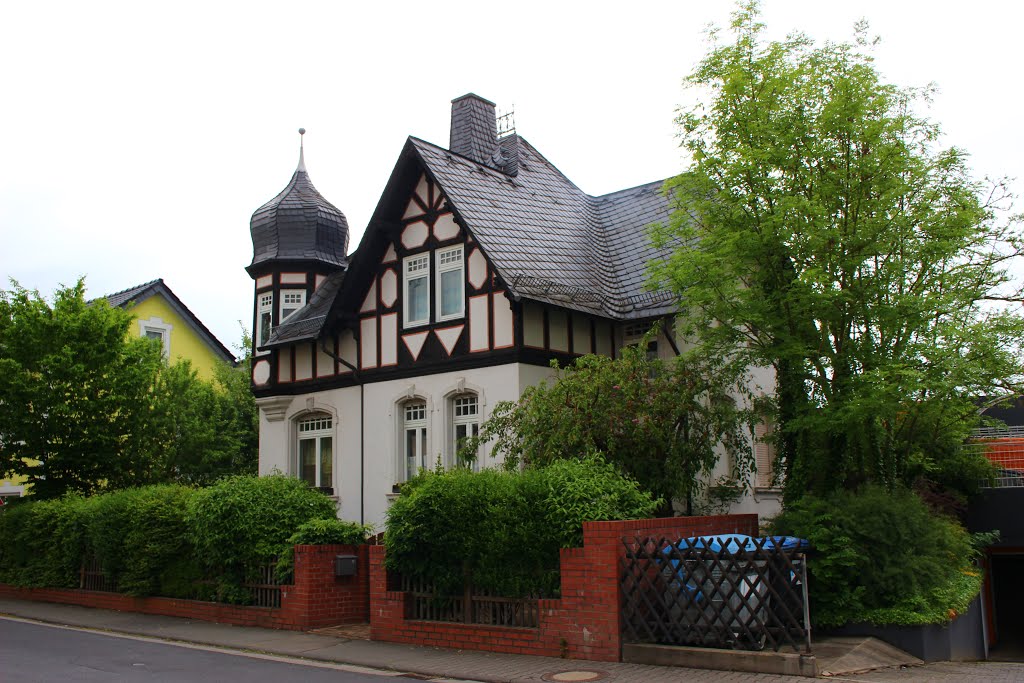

{"left": 281, "top": 544, "right": 369, "bottom": 629}
{"left": 369, "top": 545, "right": 409, "bottom": 640}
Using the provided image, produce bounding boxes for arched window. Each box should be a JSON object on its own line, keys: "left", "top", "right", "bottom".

{"left": 451, "top": 393, "right": 480, "bottom": 470}
{"left": 402, "top": 401, "right": 429, "bottom": 481}
{"left": 297, "top": 412, "right": 333, "bottom": 492}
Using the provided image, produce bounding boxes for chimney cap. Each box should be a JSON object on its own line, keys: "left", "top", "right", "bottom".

{"left": 451, "top": 92, "right": 496, "bottom": 107}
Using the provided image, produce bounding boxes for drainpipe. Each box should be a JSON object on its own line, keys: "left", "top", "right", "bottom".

{"left": 320, "top": 338, "right": 365, "bottom": 525}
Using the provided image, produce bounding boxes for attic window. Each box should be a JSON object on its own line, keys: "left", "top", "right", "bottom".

{"left": 404, "top": 254, "right": 430, "bottom": 328}
{"left": 139, "top": 316, "right": 172, "bottom": 359}
{"left": 436, "top": 245, "right": 465, "bottom": 322}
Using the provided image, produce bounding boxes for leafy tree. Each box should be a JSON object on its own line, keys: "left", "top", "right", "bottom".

{"left": 150, "top": 356, "right": 257, "bottom": 486}
{"left": 0, "top": 280, "right": 166, "bottom": 498}
{"left": 650, "top": 3, "right": 1024, "bottom": 502}
{"left": 465, "top": 337, "right": 752, "bottom": 515}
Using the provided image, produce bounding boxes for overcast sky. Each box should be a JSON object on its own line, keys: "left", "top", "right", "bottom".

{"left": 2, "top": 1, "right": 1021, "bottom": 351}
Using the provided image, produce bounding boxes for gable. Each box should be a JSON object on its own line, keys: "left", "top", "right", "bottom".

{"left": 346, "top": 171, "right": 515, "bottom": 374}
{"left": 130, "top": 293, "right": 231, "bottom": 381}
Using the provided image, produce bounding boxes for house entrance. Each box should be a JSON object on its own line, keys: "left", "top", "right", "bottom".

{"left": 989, "top": 552, "right": 1024, "bottom": 661}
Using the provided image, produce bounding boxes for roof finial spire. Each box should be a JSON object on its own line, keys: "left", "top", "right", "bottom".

{"left": 297, "top": 128, "right": 307, "bottom": 173}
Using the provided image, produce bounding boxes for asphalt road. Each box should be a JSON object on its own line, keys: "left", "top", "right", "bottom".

{"left": 0, "top": 617, "right": 413, "bottom": 683}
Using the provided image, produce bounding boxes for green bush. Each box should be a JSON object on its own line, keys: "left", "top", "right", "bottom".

{"left": 0, "top": 496, "right": 89, "bottom": 588}
{"left": 186, "top": 475, "right": 337, "bottom": 600}
{"left": 0, "top": 476, "right": 339, "bottom": 603}
{"left": 82, "top": 485, "right": 197, "bottom": 597}
{"left": 276, "top": 518, "right": 372, "bottom": 583}
{"left": 385, "top": 455, "right": 659, "bottom": 597}
{"left": 770, "top": 485, "right": 978, "bottom": 627}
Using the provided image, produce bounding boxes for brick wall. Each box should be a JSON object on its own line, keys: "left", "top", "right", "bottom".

{"left": 282, "top": 544, "right": 369, "bottom": 629}
{"left": 369, "top": 514, "right": 758, "bottom": 661}
{"left": 0, "top": 543, "right": 369, "bottom": 631}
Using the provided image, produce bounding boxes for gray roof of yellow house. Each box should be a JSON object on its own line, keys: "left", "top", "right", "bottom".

{"left": 100, "top": 279, "right": 236, "bottom": 364}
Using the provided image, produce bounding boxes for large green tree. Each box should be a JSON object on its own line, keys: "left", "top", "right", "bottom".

{"left": 650, "top": 3, "right": 1024, "bottom": 502}
{"left": 0, "top": 280, "right": 166, "bottom": 498}
{"left": 466, "top": 339, "right": 752, "bottom": 515}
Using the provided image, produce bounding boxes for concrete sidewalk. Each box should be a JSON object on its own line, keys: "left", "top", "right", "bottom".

{"left": 1, "top": 597, "right": 1021, "bottom": 682}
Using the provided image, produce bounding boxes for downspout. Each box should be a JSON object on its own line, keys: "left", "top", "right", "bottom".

{"left": 320, "top": 338, "right": 365, "bottom": 525}
{"left": 663, "top": 316, "right": 681, "bottom": 357}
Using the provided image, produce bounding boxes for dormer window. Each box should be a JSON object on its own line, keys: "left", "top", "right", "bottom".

{"left": 404, "top": 254, "right": 430, "bottom": 328}
{"left": 436, "top": 245, "right": 465, "bottom": 321}
{"left": 281, "top": 290, "right": 306, "bottom": 322}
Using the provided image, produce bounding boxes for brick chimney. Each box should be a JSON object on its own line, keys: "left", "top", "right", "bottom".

{"left": 450, "top": 93, "right": 498, "bottom": 165}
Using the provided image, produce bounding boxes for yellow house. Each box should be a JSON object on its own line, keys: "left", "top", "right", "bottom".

{"left": 103, "top": 278, "right": 236, "bottom": 381}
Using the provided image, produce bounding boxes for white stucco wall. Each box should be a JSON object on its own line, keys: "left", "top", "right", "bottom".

{"left": 257, "top": 362, "right": 554, "bottom": 531}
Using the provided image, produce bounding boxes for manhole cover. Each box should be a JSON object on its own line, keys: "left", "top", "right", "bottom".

{"left": 542, "top": 671, "right": 607, "bottom": 682}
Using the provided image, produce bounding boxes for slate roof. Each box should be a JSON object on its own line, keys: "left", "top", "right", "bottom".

{"left": 103, "top": 279, "right": 162, "bottom": 308}
{"left": 262, "top": 270, "right": 345, "bottom": 349}
{"left": 249, "top": 148, "right": 349, "bottom": 270}
{"left": 98, "top": 279, "right": 236, "bottom": 364}
{"left": 409, "top": 137, "right": 678, "bottom": 319}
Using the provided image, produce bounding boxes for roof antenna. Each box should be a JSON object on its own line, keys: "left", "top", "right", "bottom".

{"left": 297, "top": 127, "right": 307, "bottom": 172}
{"left": 496, "top": 106, "right": 515, "bottom": 139}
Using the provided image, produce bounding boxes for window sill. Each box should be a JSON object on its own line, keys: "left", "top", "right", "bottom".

{"left": 753, "top": 487, "right": 783, "bottom": 496}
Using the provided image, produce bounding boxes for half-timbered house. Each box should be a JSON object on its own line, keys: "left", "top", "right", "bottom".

{"left": 246, "top": 93, "right": 780, "bottom": 527}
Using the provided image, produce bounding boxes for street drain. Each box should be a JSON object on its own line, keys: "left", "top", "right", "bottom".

{"left": 542, "top": 671, "right": 607, "bottom": 682}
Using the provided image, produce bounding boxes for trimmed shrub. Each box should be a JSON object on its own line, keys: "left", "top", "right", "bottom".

{"left": 0, "top": 496, "right": 89, "bottom": 588}
{"left": 385, "top": 455, "right": 659, "bottom": 597}
{"left": 770, "top": 485, "right": 977, "bottom": 627}
{"left": 186, "top": 475, "right": 336, "bottom": 601}
{"left": 82, "top": 485, "right": 197, "bottom": 597}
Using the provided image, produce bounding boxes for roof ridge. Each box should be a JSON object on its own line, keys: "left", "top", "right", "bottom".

{"left": 100, "top": 278, "right": 162, "bottom": 301}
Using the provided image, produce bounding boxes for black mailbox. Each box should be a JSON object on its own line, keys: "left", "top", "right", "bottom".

{"left": 334, "top": 554, "right": 358, "bottom": 577}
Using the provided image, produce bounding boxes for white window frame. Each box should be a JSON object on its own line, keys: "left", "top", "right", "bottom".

{"left": 451, "top": 393, "right": 480, "bottom": 470}
{"left": 403, "top": 253, "right": 431, "bottom": 328}
{"left": 402, "top": 401, "right": 429, "bottom": 482}
{"left": 256, "top": 292, "right": 273, "bottom": 355}
{"left": 753, "top": 419, "right": 779, "bottom": 491}
{"left": 280, "top": 289, "right": 306, "bottom": 323}
{"left": 435, "top": 244, "right": 465, "bottom": 322}
{"left": 138, "top": 316, "right": 172, "bottom": 358}
{"left": 296, "top": 413, "right": 334, "bottom": 491}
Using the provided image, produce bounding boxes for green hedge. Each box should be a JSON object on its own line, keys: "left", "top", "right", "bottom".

{"left": 0, "top": 496, "right": 89, "bottom": 588}
{"left": 0, "top": 476, "right": 346, "bottom": 602}
{"left": 384, "top": 455, "right": 659, "bottom": 597}
{"left": 770, "top": 485, "right": 980, "bottom": 627}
